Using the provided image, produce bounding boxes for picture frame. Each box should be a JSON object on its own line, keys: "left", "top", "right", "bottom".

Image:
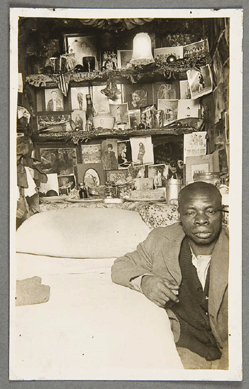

{"left": 92, "top": 84, "right": 121, "bottom": 113}
{"left": 101, "top": 139, "right": 118, "bottom": 171}
{"left": 36, "top": 144, "right": 79, "bottom": 176}
{"left": 64, "top": 34, "right": 99, "bottom": 69}
{"left": 128, "top": 109, "right": 140, "bottom": 129}
{"left": 71, "top": 110, "right": 86, "bottom": 131}
{"left": 76, "top": 163, "right": 106, "bottom": 187}
{"left": 44, "top": 88, "right": 64, "bottom": 112}
{"left": 183, "top": 39, "right": 209, "bottom": 58}
{"left": 81, "top": 143, "right": 102, "bottom": 164}
{"left": 57, "top": 174, "right": 76, "bottom": 195}
{"left": 117, "top": 140, "right": 132, "bottom": 169}
{"left": 106, "top": 169, "right": 128, "bottom": 184}
{"left": 185, "top": 154, "right": 214, "bottom": 184}
{"left": 123, "top": 83, "right": 153, "bottom": 110}
{"left": 158, "top": 99, "right": 178, "bottom": 124}
{"left": 37, "top": 113, "right": 71, "bottom": 132}
{"left": 147, "top": 164, "right": 168, "bottom": 187}
{"left": 109, "top": 103, "right": 129, "bottom": 128}
{"left": 117, "top": 50, "right": 132, "bottom": 69}
{"left": 153, "top": 81, "right": 179, "bottom": 103}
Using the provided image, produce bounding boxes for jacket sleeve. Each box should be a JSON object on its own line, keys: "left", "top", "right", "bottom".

{"left": 111, "top": 228, "right": 160, "bottom": 289}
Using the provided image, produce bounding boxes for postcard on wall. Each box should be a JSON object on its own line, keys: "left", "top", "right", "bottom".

{"left": 117, "top": 49, "right": 132, "bottom": 68}
{"left": 128, "top": 109, "right": 140, "bottom": 129}
{"left": 147, "top": 164, "right": 167, "bottom": 187}
{"left": 70, "top": 86, "right": 89, "bottom": 110}
{"left": 177, "top": 99, "right": 200, "bottom": 120}
{"left": 123, "top": 83, "right": 153, "bottom": 110}
{"left": 153, "top": 81, "right": 179, "bottom": 103}
{"left": 158, "top": 99, "right": 178, "bottom": 124}
{"left": 117, "top": 140, "right": 132, "bottom": 169}
{"left": 65, "top": 34, "right": 98, "bottom": 69}
{"left": 72, "top": 110, "right": 86, "bottom": 131}
{"left": 154, "top": 45, "right": 183, "bottom": 60}
{"left": 183, "top": 131, "right": 207, "bottom": 163}
{"left": 179, "top": 80, "right": 191, "bottom": 99}
{"left": 101, "top": 139, "right": 118, "bottom": 170}
{"left": 81, "top": 144, "right": 102, "bottom": 164}
{"left": 130, "top": 136, "right": 154, "bottom": 165}
{"left": 183, "top": 39, "right": 209, "bottom": 57}
{"left": 109, "top": 102, "right": 129, "bottom": 128}
{"left": 187, "top": 64, "right": 213, "bottom": 99}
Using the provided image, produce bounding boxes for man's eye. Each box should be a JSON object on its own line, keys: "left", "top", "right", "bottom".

{"left": 185, "top": 211, "right": 196, "bottom": 216}
{"left": 206, "top": 209, "right": 216, "bottom": 215}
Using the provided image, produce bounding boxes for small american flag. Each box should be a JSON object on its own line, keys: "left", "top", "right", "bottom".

{"left": 57, "top": 73, "right": 69, "bottom": 97}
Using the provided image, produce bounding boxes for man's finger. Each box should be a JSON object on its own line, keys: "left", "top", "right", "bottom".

{"left": 159, "top": 284, "right": 180, "bottom": 303}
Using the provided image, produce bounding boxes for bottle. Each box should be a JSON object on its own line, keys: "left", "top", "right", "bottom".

{"left": 85, "top": 94, "right": 94, "bottom": 131}
{"left": 79, "top": 183, "right": 88, "bottom": 198}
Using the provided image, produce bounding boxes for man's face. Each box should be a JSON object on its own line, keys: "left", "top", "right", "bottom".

{"left": 179, "top": 188, "right": 222, "bottom": 246}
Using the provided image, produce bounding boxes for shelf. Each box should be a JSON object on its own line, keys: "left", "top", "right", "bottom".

{"left": 26, "top": 55, "right": 210, "bottom": 88}
{"left": 31, "top": 118, "right": 204, "bottom": 144}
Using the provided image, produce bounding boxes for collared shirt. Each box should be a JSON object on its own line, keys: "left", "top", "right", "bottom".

{"left": 130, "top": 249, "right": 212, "bottom": 292}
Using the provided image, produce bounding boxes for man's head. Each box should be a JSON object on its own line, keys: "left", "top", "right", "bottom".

{"left": 107, "top": 144, "right": 113, "bottom": 152}
{"left": 51, "top": 90, "right": 58, "bottom": 100}
{"left": 178, "top": 182, "right": 222, "bottom": 249}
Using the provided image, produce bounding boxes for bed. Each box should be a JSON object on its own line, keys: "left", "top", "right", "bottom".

{"left": 10, "top": 207, "right": 183, "bottom": 380}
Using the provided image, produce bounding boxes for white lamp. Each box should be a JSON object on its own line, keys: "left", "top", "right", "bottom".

{"left": 130, "top": 32, "right": 154, "bottom": 66}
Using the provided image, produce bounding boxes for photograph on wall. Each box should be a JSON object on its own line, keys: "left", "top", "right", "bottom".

{"left": 158, "top": 99, "right": 178, "bottom": 124}
{"left": 128, "top": 109, "right": 140, "bottom": 129}
{"left": 45, "top": 88, "right": 64, "bottom": 112}
{"left": 147, "top": 164, "right": 167, "bottom": 188}
{"left": 109, "top": 103, "right": 129, "bottom": 128}
{"left": 179, "top": 80, "right": 191, "bottom": 99}
{"left": 65, "top": 34, "right": 98, "bottom": 69}
{"left": 101, "top": 139, "right": 118, "bottom": 170}
{"left": 117, "top": 49, "right": 132, "bottom": 68}
{"left": 57, "top": 174, "right": 76, "bottom": 195}
{"left": 70, "top": 86, "right": 89, "bottom": 110}
{"left": 39, "top": 147, "right": 77, "bottom": 175}
{"left": 77, "top": 163, "right": 106, "bottom": 186}
{"left": 130, "top": 136, "right": 154, "bottom": 165}
{"left": 153, "top": 81, "right": 179, "bottom": 103}
{"left": 93, "top": 84, "right": 121, "bottom": 114}
{"left": 183, "top": 39, "right": 209, "bottom": 57}
{"left": 71, "top": 110, "right": 86, "bottom": 131}
{"left": 123, "top": 83, "right": 153, "bottom": 110}
{"left": 177, "top": 99, "right": 200, "bottom": 120}
{"left": 154, "top": 46, "right": 183, "bottom": 60}
{"left": 106, "top": 169, "right": 128, "bottom": 184}
{"left": 117, "top": 140, "right": 132, "bottom": 169}
{"left": 183, "top": 131, "right": 207, "bottom": 163}
{"left": 37, "top": 113, "right": 71, "bottom": 132}
{"left": 140, "top": 104, "right": 157, "bottom": 129}
{"left": 187, "top": 64, "right": 213, "bottom": 99}
{"left": 81, "top": 144, "right": 102, "bottom": 164}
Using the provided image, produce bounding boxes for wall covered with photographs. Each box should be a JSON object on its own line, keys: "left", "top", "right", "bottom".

{"left": 17, "top": 16, "right": 230, "bottom": 201}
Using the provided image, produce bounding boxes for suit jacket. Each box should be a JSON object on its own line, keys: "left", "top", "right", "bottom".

{"left": 111, "top": 222, "right": 229, "bottom": 358}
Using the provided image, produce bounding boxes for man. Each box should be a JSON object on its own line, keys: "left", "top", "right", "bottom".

{"left": 111, "top": 182, "right": 229, "bottom": 369}
{"left": 47, "top": 90, "right": 63, "bottom": 112}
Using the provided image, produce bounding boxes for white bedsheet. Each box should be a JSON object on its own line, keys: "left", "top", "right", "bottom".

{"left": 10, "top": 253, "right": 183, "bottom": 380}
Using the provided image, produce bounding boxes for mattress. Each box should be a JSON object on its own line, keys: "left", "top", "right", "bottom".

{"left": 10, "top": 253, "right": 183, "bottom": 380}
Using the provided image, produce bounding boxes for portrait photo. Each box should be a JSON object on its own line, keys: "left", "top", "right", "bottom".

{"left": 117, "top": 140, "right": 132, "bottom": 169}
{"left": 117, "top": 49, "right": 132, "bottom": 68}
{"left": 158, "top": 99, "right": 178, "bottom": 124}
{"left": 130, "top": 136, "right": 154, "bottom": 165}
{"left": 45, "top": 88, "right": 64, "bottom": 112}
{"left": 65, "top": 34, "right": 98, "bottom": 69}
{"left": 109, "top": 103, "right": 129, "bottom": 128}
{"left": 123, "top": 83, "right": 153, "bottom": 110}
{"left": 101, "top": 139, "right": 118, "bottom": 170}
{"left": 187, "top": 64, "right": 213, "bottom": 99}
{"left": 70, "top": 87, "right": 89, "bottom": 110}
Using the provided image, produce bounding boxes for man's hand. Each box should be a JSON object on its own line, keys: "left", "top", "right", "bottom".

{"left": 141, "top": 275, "right": 179, "bottom": 308}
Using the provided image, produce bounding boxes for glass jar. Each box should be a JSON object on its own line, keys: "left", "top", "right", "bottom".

{"left": 193, "top": 172, "right": 221, "bottom": 186}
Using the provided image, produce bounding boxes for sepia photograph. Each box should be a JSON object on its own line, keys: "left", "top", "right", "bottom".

{"left": 10, "top": 7, "right": 243, "bottom": 383}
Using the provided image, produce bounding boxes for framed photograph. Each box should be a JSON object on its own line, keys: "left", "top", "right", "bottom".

{"left": 117, "top": 140, "right": 132, "bottom": 169}
{"left": 153, "top": 81, "right": 179, "bottom": 103}
{"left": 123, "top": 83, "right": 153, "bottom": 110}
{"left": 92, "top": 84, "right": 121, "bottom": 113}
{"left": 37, "top": 145, "right": 78, "bottom": 175}
{"left": 117, "top": 50, "right": 132, "bottom": 68}
{"left": 147, "top": 164, "right": 168, "bottom": 187}
{"left": 177, "top": 99, "right": 200, "bottom": 120}
{"left": 101, "top": 51, "right": 117, "bottom": 70}
{"left": 134, "top": 177, "right": 154, "bottom": 191}
{"left": 81, "top": 144, "right": 102, "bottom": 164}
{"left": 130, "top": 136, "right": 154, "bottom": 165}
{"left": 183, "top": 132, "right": 207, "bottom": 163}
{"left": 140, "top": 105, "right": 157, "bottom": 129}
{"left": 57, "top": 174, "right": 76, "bottom": 195}
{"left": 109, "top": 103, "right": 129, "bottom": 128}
{"left": 158, "top": 99, "right": 178, "bottom": 124}
{"left": 71, "top": 110, "right": 86, "bottom": 131}
{"left": 154, "top": 46, "right": 183, "bottom": 60}
{"left": 77, "top": 163, "right": 106, "bottom": 187}
{"left": 44, "top": 88, "right": 64, "bottom": 112}
{"left": 128, "top": 109, "right": 140, "bottom": 129}
{"left": 101, "top": 139, "right": 118, "bottom": 171}
{"left": 37, "top": 113, "right": 71, "bottom": 132}
{"left": 185, "top": 154, "right": 214, "bottom": 184}
{"left": 187, "top": 64, "right": 213, "bottom": 99}
{"left": 106, "top": 169, "right": 128, "bottom": 184}
{"left": 183, "top": 39, "right": 209, "bottom": 57}
{"left": 179, "top": 80, "right": 191, "bottom": 99}
{"left": 64, "top": 34, "right": 98, "bottom": 69}
{"left": 70, "top": 87, "right": 89, "bottom": 110}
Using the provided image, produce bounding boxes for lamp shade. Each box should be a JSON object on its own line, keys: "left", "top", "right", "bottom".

{"left": 130, "top": 33, "right": 154, "bottom": 66}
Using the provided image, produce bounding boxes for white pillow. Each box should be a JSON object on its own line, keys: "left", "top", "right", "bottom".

{"left": 16, "top": 208, "right": 150, "bottom": 258}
